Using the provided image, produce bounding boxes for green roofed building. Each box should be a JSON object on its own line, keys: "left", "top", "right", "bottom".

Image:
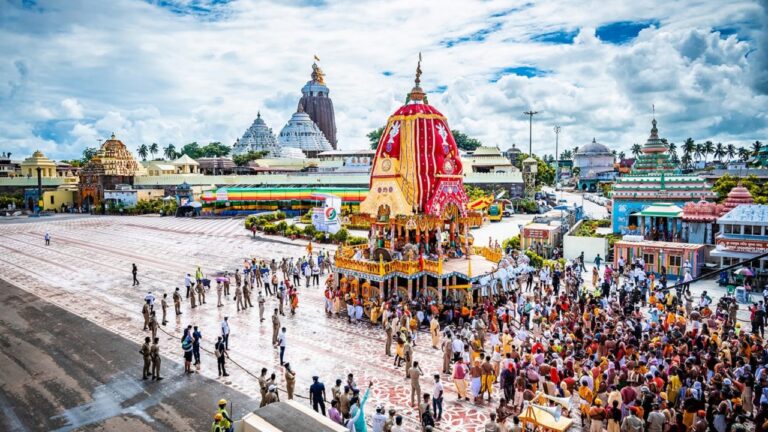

{"left": 610, "top": 118, "right": 716, "bottom": 234}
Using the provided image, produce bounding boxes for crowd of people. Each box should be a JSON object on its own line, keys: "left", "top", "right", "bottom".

{"left": 134, "top": 233, "right": 766, "bottom": 432}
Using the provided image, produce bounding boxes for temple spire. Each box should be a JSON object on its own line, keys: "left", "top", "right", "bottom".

{"left": 407, "top": 52, "right": 426, "bottom": 103}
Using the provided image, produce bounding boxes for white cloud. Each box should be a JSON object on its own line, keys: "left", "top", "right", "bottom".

{"left": 0, "top": 0, "right": 765, "bottom": 161}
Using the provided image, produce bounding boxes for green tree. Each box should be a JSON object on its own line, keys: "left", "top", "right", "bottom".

{"left": 694, "top": 143, "right": 704, "bottom": 161}
{"left": 82, "top": 147, "right": 98, "bottom": 163}
{"left": 233, "top": 151, "right": 268, "bottom": 166}
{"left": 464, "top": 185, "right": 488, "bottom": 201}
{"left": 164, "top": 144, "right": 177, "bottom": 160}
{"left": 703, "top": 141, "right": 714, "bottom": 163}
{"left": 180, "top": 142, "right": 202, "bottom": 159}
{"left": 451, "top": 130, "right": 482, "bottom": 151}
{"left": 753, "top": 141, "right": 763, "bottom": 156}
{"left": 149, "top": 142, "right": 159, "bottom": 159}
{"left": 618, "top": 151, "right": 626, "bottom": 161}
{"left": 682, "top": 138, "right": 695, "bottom": 160}
{"left": 713, "top": 142, "right": 726, "bottom": 162}
{"left": 670, "top": 151, "right": 680, "bottom": 165}
{"left": 667, "top": 142, "right": 676, "bottom": 157}
{"left": 560, "top": 149, "right": 572, "bottom": 160}
{"left": 631, "top": 143, "right": 642, "bottom": 158}
{"left": 368, "top": 127, "right": 385, "bottom": 150}
{"left": 726, "top": 144, "right": 736, "bottom": 162}
{"left": 137, "top": 144, "right": 148, "bottom": 161}
{"left": 200, "top": 142, "right": 231, "bottom": 158}
{"left": 738, "top": 147, "right": 751, "bottom": 162}
{"left": 681, "top": 153, "right": 692, "bottom": 168}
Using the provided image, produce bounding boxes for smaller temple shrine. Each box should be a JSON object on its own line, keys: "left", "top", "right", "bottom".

{"left": 610, "top": 117, "right": 716, "bottom": 233}
{"left": 681, "top": 200, "right": 722, "bottom": 244}
{"left": 20, "top": 150, "right": 57, "bottom": 178}
{"left": 719, "top": 183, "right": 755, "bottom": 216}
{"left": 78, "top": 133, "right": 140, "bottom": 210}
{"left": 573, "top": 138, "right": 615, "bottom": 191}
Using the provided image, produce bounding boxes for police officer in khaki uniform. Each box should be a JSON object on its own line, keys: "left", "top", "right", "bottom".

{"left": 235, "top": 285, "right": 245, "bottom": 311}
{"left": 160, "top": 294, "right": 168, "bottom": 325}
{"left": 385, "top": 320, "right": 393, "bottom": 356}
{"left": 141, "top": 300, "right": 151, "bottom": 330}
{"left": 258, "top": 292, "right": 266, "bottom": 322}
{"left": 140, "top": 336, "right": 151, "bottom": 379}
{"left": 196, "top": 281, "right": 206, "bottom": 305}
{"left": 403, "top": 338, "right": 413, "bottom": 379}
{"left": 148, "top": 311, "right": 159, "bottom": 340}
{"left": 172, "top": 288, "right": 182, "bottom": 315}
{"left": 243, "top": 282, "right": 254, "bottom": 308}
{"left": 150, "top": 337, "right": 163, "bottom": 380}
{"left": 258, "top": 368, "right": 268, "bottom": 407}
{"left": 272, "top": 309, "right": 280, "bottom": 345}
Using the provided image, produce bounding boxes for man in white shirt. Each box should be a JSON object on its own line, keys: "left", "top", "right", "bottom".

{"left": 371, "top": 406, "right": 387, "bottom": 432}
{"left": 221, "top": 317, "right": 230, "bottom": 349}
{"left": 432, "top": 374, "right": 444, "bottom": 421}
{"left": 184, "top": 274, "right": 192, "bottom": 298}
{"left": 277, "top": 327, "right": 287, "bottom": 365}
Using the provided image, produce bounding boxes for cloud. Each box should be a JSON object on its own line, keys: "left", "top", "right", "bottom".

{"left": 0, "top": 0, "right": 765, "bottom": 162}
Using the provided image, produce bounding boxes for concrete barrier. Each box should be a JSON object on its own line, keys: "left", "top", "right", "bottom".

{"left": 563, "top": 220, "right": 609, "bottom": 263}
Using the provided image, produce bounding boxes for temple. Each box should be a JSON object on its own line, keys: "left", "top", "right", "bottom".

{"left": 278, "top": 104, "right": 333, "bottom": 158}
{"left": 78, "top": 133, "right": 140, "bottom": 210}
{"left": 297, "top": 59, "right": 338, "bottom": 149}
{"left": 332, "top": 57, "right": 499, "bottom": 314}
{"left": 573, "top": 138, "right": 615, "bottom": 191}
{"left": 610, "top": 117, "right": 716, "bottom": 233}
{"left": 232, "top": 112, "right": 283, "bottom": 158}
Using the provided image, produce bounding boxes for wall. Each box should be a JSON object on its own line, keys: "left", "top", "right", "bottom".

{"left": 563, "top": 220, "right": 609, "bottom": 263}
{"left": 42, "top": 190, "right": 75, "bottom": 211}
{"left": 136, "top": 189, "right": 166, "bottom": 201}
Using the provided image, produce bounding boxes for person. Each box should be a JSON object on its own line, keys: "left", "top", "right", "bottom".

{"left": 217, "top": 399, "right": 233, "bottom": 432}
{"left": 258, "top": 291, "right": 265, "bottom": 322}
{"left": 148, "top": 311, "right": 158, "bottom": 340}
{"left": 432, "top": 374, "right": 444, "bottom": 422}
{"left": 419, "top": 393, "right": 434, "bottom": 430}
{"left": 484, "top": 412, "right": 501, "bottom": 432}
{"left": 160, "top": 293, "right": 168, "bottom": 325}
{"left": 258, "top": 368, "right": 269, "bottom": 406}
{"left": 192, "top": 325, "right": 202, "bottom": 367}
{"left": 173, "top": 288, "right": 182, "bottom": 315}
{"left": 621, "top": 406, "right": 644, "bottom": 432}
{"left": 410, "top": 360, "right": 423, "bottom": 406}
{"left": 391, "top": 415, "right": 405, "bottom": 432}
{"left": 181, "top": 330, "right": 193, "bottom": 374}
{"left": 141, "top": 300, "right": 151, "bottom": 331}
{"left": 276, "top": 327, "right": 287, "bottom": 365}
{"left": 284, "top": 362, "right": 296, "bottom": 399}
{"left": 217, "top": 280, "right": 224, "bottom": 307}
{"left": 647, "top": 404, "right": 666, "bottom": 432}
{"left": 215, "top": 336, "right": 229, "bottom": 377}
{"left": 221, "top": 317, "right": 230, "bottom": 349}
{"left": 272, "top": 309, "right": 280, "bottom": 345}
{"left": 385, "top": 319, "right": 394, "bottom": 356}
{"left": 150, "top": 337, "right": 162, "bottom": 380}
{"left": 211, "top": 413, "right": 224, "bottom": 432}
{"left": 453, "top": 358, "right": 469, "bottom": 401}
{"left": 140, "top": 336, "right": 151, "bottom": 379}
{"left": 184, "top": 273, "right": 193, "bottom": 298}
{"left": 384, "top": 408, "right": 396, "bottom": 432}
{"left": 372, "top": 406, "right": 387, "bottom": 432}
{"left": 132, "top": 263, "right": 139, "bottom": 286}
{"left": 197, "top": 280, "right": 206, "bottom": 305}
{"left": 235, "top": 284, "right": 245, "bottom": 311}
{"left": 429, "top": 316, "right": 440, "bottom": 349}
{"left": 44, "top": 231, "right": 50, "bottom": 246}
{"left": 339, "top": 385, "right": 351, "bottom": 421}
{"left": 263, "top": 384, "right": 279, "bottom": 406}
{"left": 277, "top": 287, "right": 285, "bottom": 315}
{"left": 480, "top": 355, "right": 495, "bottom": 402}
{"left": 329, "top": 399, "right": 343, "bottom": 425}
{"left": 595, "top": 253, "right": 602, "bottom": 270}
{"left": 309, "top": 375, "right": 327, "bottom": 415}
{"left": 348, "top": 382, "right": 373, "bottom": 432}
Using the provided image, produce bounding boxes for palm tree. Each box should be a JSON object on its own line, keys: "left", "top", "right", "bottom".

{"left": 681, "top": 153, "right": 692, "bottom": 168}
{"left": 137, "top": 144, "right": 148, "bottom": 161}
{"left": 667, "top": 142, "right": 677, "bottom": 157}
{"left": 164, "top": 144, "right": 177, "bottom": 160}
{"left": 738, "top": 147, "right": 751, "bottom": 162}
{"left": 611, "top": 149, "right": 617, "bottom": 162}
{"left": 713, "top": 142, "right": 726, "bottom": 162}
{"left": 670, "top": 150, "right": 680, "bottom": 164}
{"left": 560, "top": 149, "right": 572, "bottom": 160}
{"left": 573, "top": 146, "right": 579, "bottom": 155}
{"left": 753, "top": 140, "right": 763, "bottom": 156}
{"left": 149, "top": 142, "right": 159, "bottom": 159}
{"left": 726, "top": 144, "right": 736, "bottom": 162}
{"left": 618, "top": 151, "right": 626, "bottom": 160}
{"left": 694, "top": 143, "right": 704, "bottom": 161}
{"left": 631, "top": 143, "right": 642, "bottom": 158}
{"left": 703, "top": 141, "right": 714, "bottom": 163}
{"left": 682, "top": 138, "right": 695, "bottom": 160}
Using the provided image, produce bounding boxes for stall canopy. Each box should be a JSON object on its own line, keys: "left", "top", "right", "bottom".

{"left": 632, "top": 203, "right": 683, "bottom": 218}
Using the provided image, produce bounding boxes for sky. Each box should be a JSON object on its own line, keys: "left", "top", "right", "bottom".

{"left": 1, "top": 0, "right": 767, "bottom": 161}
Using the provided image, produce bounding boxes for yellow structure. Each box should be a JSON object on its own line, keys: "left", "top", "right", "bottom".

{"left": 171, "top": 154, "right": 200, "bottom": 174}
{"left": 21, "top": 151, "right": 57, "bottom": 178}
{"left": 42, "top": 186, "right": 77, "bottom": 211}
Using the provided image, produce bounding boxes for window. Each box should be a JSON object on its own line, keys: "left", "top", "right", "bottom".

{"left": 643, "top": 253, "right": 655, "bottom": 265}
{"left": 723, "top": 224, "right": 735, "bottom": 234}
{"left": 723, "top": 257, "right": 742, "bottom": 267}
{"left": 50, "top": 195, "right": 55, "bottom": 204}
{"left": 668, "top": 255, "right": 682, "bottom": 268}
{"left": 745, "top": 225, "right": 755, "bottom": 235}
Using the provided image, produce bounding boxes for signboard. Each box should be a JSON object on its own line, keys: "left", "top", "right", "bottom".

{"left": 524, "top": 229, "right": 549, "bottom": 240}
{"left": 215, "top": 188, "right": 229, "bottom": 202}
{"left": 312, "top": 194, "right": 341, "bottom": 234}
{"left": 717, "top": 238, "right": 768, "bottom": 253}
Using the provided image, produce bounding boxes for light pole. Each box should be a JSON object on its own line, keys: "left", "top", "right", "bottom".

{"left": 523, "top": 110, "right": 540, "bottom": 156}
{"left": 553, "top": 125, "right": 561, "bottom": 190}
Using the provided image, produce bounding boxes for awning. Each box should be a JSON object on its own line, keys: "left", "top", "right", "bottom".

{"left": 632, "top": 203, "right": 683, "bottom": 218}
{"left": 710, "top": 249, "right": 761, "bottom": 259}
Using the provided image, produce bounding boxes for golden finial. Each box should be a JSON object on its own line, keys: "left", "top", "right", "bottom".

{"left": 314, "top": 54, "right": 320, "bottom": 62}
{"left": 408, "top": 52, "right": 425, "bottom": 102}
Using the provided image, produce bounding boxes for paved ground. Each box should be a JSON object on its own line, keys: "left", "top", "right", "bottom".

{"left": 0, "top": 214, "right": 743, "bottom": 432}
{"left": 0, "top": 278, "right": 254, "bottom": 432}
{"left": 0, "top": 216, "right": 495, "bottom": 431}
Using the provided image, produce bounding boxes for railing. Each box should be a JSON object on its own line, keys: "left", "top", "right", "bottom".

{"left": 472, "top": 246, "right": 503, "bottom": 263}
{"left": 335, "top": 253, "right": 442, "bottom": 277}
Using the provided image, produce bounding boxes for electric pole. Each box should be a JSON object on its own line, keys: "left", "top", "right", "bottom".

{"left": 553, "top": 125, "right": 561, "bottom": 188}
{"left": 523, "top": 110, "right": 540, "bottom": 156}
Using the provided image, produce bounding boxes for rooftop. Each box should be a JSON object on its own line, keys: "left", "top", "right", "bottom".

{"left": 718, "top": 204, "right": 768, "bottom": 226}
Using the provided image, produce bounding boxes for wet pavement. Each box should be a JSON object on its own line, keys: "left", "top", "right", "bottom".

{"left": 0, "top": 278, "right": 254, "bottom": 431}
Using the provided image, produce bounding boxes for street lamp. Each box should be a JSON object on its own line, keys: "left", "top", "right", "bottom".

{"left": 553, "top": 125, "right": 561, "bottom": 190}
{"left": 523, "top": 110, "right": 540, "bottom": 156}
